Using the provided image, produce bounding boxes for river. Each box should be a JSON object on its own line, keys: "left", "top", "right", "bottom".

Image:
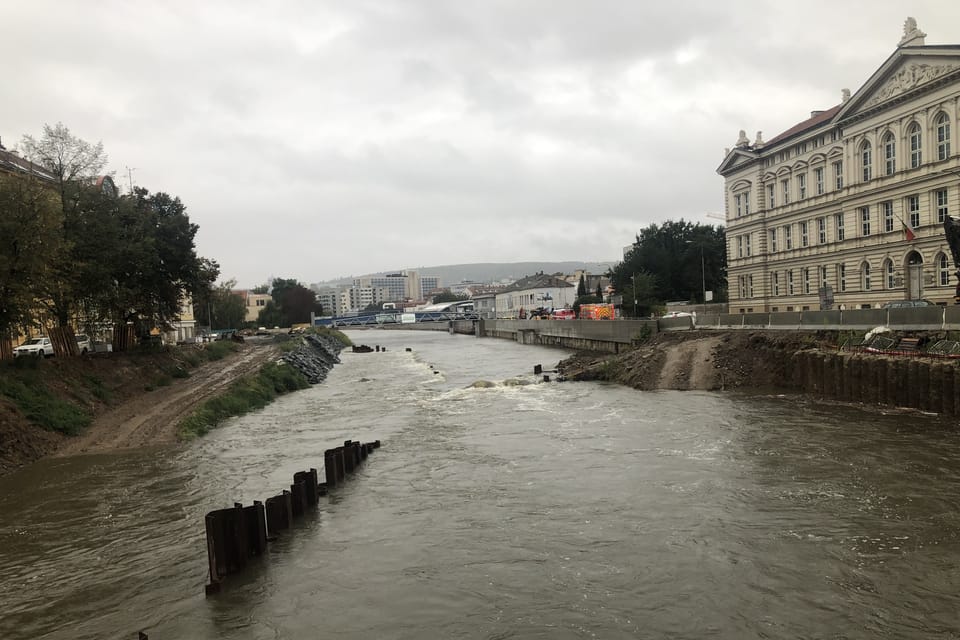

{"left": 1, "top": 330, "right": 959, "bottom": 639}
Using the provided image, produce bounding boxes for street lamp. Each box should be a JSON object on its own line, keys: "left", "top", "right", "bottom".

{"left": 631, "top": 273, "right": 637, "bottom": 318}
{"left": 686, "top": 240, "right": 707, "bottom": 314}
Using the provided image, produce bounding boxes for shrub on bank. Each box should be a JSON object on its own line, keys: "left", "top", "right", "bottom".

{"left": 178, "top": 362, "right": 309, "bottom": 439}
{"left": 0, "top": 374, "right": 91, "bottom": 436}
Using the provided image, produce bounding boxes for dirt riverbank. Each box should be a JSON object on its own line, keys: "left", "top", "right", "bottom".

{"left": 0, "top": 340, "right": 281, "bottom": 475}
{"left": 557, "top": 330, "right": 836, "bottom": 391}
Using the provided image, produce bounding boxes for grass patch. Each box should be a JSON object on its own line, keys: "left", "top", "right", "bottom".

{"left": 198, "top": 340, "right": 239, "bottom": 362}
{"left": 312, "top": 327, "right": 352, "bottom": 346}
{"left": 85, "top": 375, "right": 112, "bottom": 402}
{"left": 0, "top": 374, "right": 91, "bottom": 436}
{"left": 178, "top": 362, "right": 309, "bottom": 439}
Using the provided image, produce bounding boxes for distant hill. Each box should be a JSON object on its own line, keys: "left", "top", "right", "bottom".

{"left": 314, "top": 261, "right": 613, "bottom": 288}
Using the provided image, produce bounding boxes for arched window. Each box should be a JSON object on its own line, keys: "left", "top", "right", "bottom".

{"left": 861, "top": 261, "right": 872, "bottom": 291}
{"left": 939, "top": 253, "right": 951, "bottom": 286}
{"left": 861, "top": 141, "right": 872, "bottom": 181}
{"left": 909, "top": 122, "right": 922, "bottom": 168}
{"left": 884, "top": 259, "right": 896, "bottom": 289}
{"left": 937, "top": 113, "right": 951, "bottom": 161}
{"left": 883, "top": 132, "right": 896, "bottom": 175}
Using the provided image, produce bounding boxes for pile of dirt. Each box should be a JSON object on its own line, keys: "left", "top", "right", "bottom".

{"left": 558, "top": 330, "right": 837, "bottom": 392}
{"left": 0, "top": 341, "right": 281, "bottom": 475}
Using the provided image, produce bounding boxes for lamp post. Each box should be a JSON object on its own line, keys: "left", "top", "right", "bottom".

{"left": 631, "top": 273, "right": 637, "bottom": 318}
{"left": 686, "top": 240, "right": 707, "bottom": 314}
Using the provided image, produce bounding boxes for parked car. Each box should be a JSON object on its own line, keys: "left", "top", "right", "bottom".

{"left": 75, "top": 334, "right": 91, "bottom": 354}
{"left": 13, "top": 337, "right": 55, "bottom": 358}
{"left": 882, "top": 299, "right": 935, "bottom": 308}
{"left": 551, "top": 309, "right": 576, "bottom": 320}
{"left": 662, "top": 311, "right": 695, "bottom": 318}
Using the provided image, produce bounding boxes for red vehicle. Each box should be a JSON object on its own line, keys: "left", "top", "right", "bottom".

{"left": 551, "top": 309, "right": 576, "bottom": 320}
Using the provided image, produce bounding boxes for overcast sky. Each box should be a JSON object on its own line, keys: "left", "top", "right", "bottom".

{"left": 4, "top": 2, "right": 959, "bottom": 287}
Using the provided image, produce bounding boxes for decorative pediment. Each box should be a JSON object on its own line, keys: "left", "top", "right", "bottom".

{"left": 716, "top": 147, "right": 758, "bottom": 175}
{"left": 864, "top": 61, "right": 960, "bottom": 108}
{"left": 838, "top": 47, "right": 960, "bottom": 122}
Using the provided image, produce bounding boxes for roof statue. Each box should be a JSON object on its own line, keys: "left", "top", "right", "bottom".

{"left": 841, "top": 88, "right": 851, "bottom": 103}
{"left": 753, "top": 131, "right": 764, "bottom": 147}
{"left": 898, "top": 17, "right": 926, "bottom": 47}
{"left": 735, "top": 130, "right": 750, "bottom": 147}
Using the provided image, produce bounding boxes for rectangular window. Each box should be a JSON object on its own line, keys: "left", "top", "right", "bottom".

{"left": 860, "top": 206, "right": 871, "bottom": 236}
{"left": 800, "top": 221, "right": 809, "bottom": 247}
{"left": 745, "top": 234, "right": 752, "bottom": 257}
{"left": 743, "top": 191, "right": 750, "bottom": 215}
{"left": 863, "top": 263, "right": 872, "bottom": 291}
{"left": 767, "top": 183, "right": 775, "bottom": 208}
{"left": 737, "top": 236, "right": 744, "bottom": 258}
{"left": 817, "top": 217, "right": 827, "bottom": 244}
{"left": 936, "top": 189, "right": 949, "bottom": 223}
{"left": 748, "top": 274, "right": 754, "bottom": 298}
{"left": 814, "top": 167, "right": 824, "bottom": 195}
{"left": 782, "top": 179, "right": 790, "bottom": 205}
{"left": 788, "top": 269, "right": 794, "bottom": 295}
{"left": 882, "top": 201, "right": 894, "bottom": 233}
{"left": 820, "top": 265, "right": 828, "bottom": 287}
{"left": 839, "top": 264, "right": 847, "bottom": 292}
{"left": 769, "top": 228, "right": 777, "bottom": 253}
{"left": 803, "top": 267, "right": 811, "bottom": 294}
{"left": 884, "top": 137, "right": 896, "bottom": 175}
{"left": 784, "top": 225, "right": 793, "bottom": 250}
{"left": 835, "top": 213, "right": 845, "bottom": 241}
{"left": 834, "top": 161, "right": 843, "bottom": 190}
{"left": 908, "top": 194, "right": 920, "bottom": 228}
{"left": 773, "top": 272, "right": 780, "bottom": 296}
{"left": 798, "top": 173, "right": 807, "bottom": 199}
{"left": 862, "top": 145, "right": 872, "bottom": 182}
{"left": 735, "top": 194, "right": 743, "bottom": 217}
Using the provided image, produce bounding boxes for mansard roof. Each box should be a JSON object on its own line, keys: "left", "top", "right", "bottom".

{"left": 765, "top": 104, "right": 842, "bottom": 146}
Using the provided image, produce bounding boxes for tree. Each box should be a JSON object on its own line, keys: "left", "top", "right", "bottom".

{"left": 431, "top": 290, "right": 467, "bottom": 304}
{"left": 609, "top": 219, "right": 726, "bottom": 309}
{"left": 104, "top": 187, "right": 218, "bottom": 333}
{"left": 577, "top": 274, "right": 587, "bottom": 297}
{"left": 20, "top": 122, "right": 107, "bottom": 212}
{"left": 199, "top": 280, "right": 247, "bottom": 330}
{"left": 251, "top": 284, "right": 269, "bottom": 294}
{"left": 263, "top": 277, "right": 321, "bottom": 326}
{"left": 0, "top": 172, "right": 63, "bottom": 339}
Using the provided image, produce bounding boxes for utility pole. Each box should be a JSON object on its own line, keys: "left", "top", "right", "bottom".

{"left": 125, "top": 166, "right": 137, "bottom": 194}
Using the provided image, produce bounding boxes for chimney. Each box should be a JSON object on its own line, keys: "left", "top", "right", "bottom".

{"left": 811, "top": 110, "right": 824, "bottom": 118}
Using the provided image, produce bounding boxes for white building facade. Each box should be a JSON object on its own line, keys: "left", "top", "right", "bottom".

{"left": 718, "top": 19, "right": 960, "bottom": 313}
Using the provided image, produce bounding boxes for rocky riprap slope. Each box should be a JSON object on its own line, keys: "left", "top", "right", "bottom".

{"left": 280, "top": 334, "right": 345, "bottom": 384}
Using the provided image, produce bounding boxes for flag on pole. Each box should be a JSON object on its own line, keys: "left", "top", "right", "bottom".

{"left": 902, "top": 220, "right": 916, "bottom": 241}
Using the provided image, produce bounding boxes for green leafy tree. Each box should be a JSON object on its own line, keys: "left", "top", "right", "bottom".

{"left": 609, "top": 219, "right": 726, "bottom": 308}
{"left": 262, "top": 278, "right": 321, "bottom": 326}
{"left": 0, "top": 172, "right": 63, "bottom": 338}
{"left": 577, "top": 274, "right": 587, "bottom": 297}
{"left": 20, "top": 124, "right": 109, "bottom": 328}
{"left": 251, "top": 284, "right": 269, "bottom": 294}
{"left": 256, "top": 300, "right": 283, "bottom": 328}
{"left": 208, "top": 280, "right": 247, "bottom": 329}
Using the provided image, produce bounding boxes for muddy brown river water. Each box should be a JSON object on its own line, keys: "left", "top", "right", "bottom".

{"left": 1, "top": 330, "right": 958, "bottom": 639}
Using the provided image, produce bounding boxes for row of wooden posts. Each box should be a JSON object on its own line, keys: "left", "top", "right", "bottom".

{"left": 204, "top": 439, "right": 381, "bottom": 595}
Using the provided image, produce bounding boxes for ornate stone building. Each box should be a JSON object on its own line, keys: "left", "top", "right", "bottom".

{"left": 718, "top": 19, "right": 959, "bottom": 313}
